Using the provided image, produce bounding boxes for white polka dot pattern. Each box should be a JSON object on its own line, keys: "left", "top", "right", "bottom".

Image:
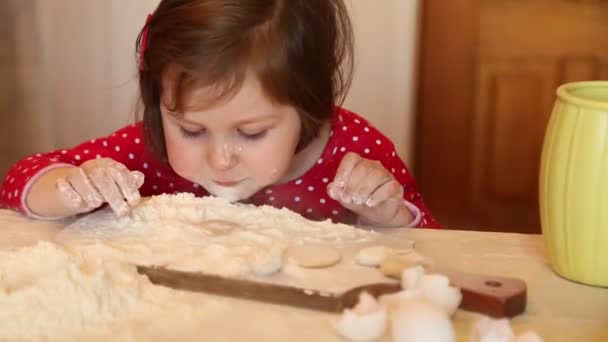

{"left": 243, "top": 108, "right": 439, "bottom": 226}
{"left": 0, "top": 110, "right": 439, "bottom": 227}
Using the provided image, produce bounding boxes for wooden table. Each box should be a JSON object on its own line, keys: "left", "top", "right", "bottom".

{"left": 0, "top": 209, "right": 606, "bottom": 341}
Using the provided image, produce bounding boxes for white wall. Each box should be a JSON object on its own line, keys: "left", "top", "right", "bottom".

{"left": 344, "top": 0, "right": 421, "bottom": 166}
{"left": 5, "top": 0, "right": 420, "bottom": 167}
{"left": 33, "top": 0, "right": 159, "bottom": 149}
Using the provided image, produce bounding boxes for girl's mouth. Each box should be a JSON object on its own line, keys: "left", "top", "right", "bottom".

{"left": 212, "top": 179, "right": 244, "bottom": 187}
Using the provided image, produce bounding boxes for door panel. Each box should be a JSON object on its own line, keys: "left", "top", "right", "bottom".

{"left": 480, "top": 1, "right": 608, "bottom": 57}
{"left": 471, "top": 59, "right": 558, "bottom": 232}
{"left": 416, "top": 0, "right": 608, "bottom": 233}
{"left": 561, "top": 57, "right": 601, "bottom": 83}
{"left": 601, "top": 63, "right": 608, "bottom": 80}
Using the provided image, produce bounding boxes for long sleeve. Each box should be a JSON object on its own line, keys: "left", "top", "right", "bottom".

{"left": 1, "top": 111, "right": 439, "bottom": 227}
{"left": 0, "top": 123, "right": 206, "bottom": 217}
{"left": 375, "top": 142, "right": 440, "bottom": 228}
{"left": 330, "top": 108, "right": 441, "bottom": 228}
{"left": 248, "top": 107, "right": 442, "bottom": 228}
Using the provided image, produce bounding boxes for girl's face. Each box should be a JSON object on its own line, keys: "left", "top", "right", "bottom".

{"left": 160, "top": 73, "right": 301, "bottom": 201}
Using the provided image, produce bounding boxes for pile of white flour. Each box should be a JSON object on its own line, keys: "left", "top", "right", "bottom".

{"left": 1, "top": 193, "right": 377, "bottom": 340}
{"left": 0, "top": 242, "right": 148, "bottom": 340}
{"left": 60, "top": 193, "right": 373, "bottom": 276}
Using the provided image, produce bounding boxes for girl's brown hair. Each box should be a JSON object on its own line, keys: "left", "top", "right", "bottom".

{"left": 136, "top": 0, "right": 354, "bottom": 160}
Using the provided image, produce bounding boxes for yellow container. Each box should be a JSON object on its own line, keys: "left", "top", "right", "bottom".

{"left": 540, "top": 81, "right": 608, "bottom": 287}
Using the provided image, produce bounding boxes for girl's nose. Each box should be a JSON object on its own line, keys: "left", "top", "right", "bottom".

{"left": 208, "top": 142, "right": 238, "bottom": 171}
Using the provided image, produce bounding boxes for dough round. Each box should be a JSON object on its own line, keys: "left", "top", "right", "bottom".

{"left": 355, "top": 246, "right": 392, "bottom": 267}
{"left": 355, "top": 244, "right": 416, "bottom": 267}
{"left": 379, "top": 251, "right": 434, "bottom": 279}
{"left": 284, "top": 245, "right": 342, "bottom": 268}
{"left": 355, "top": 246, "right": 394, "bottom": 267}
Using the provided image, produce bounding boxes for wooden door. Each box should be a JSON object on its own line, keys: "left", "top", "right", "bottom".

{"left": 415, "top": 0, "right": 608, "bottom": 233}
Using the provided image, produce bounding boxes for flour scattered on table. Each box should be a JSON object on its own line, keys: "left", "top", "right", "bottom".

{"left": 59, "top": 193, "right": 373, "bottom": 277}
{"left": 0, "top": 242, "right": 148, "bottom": 341}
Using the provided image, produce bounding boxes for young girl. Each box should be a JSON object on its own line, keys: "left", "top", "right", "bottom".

{"left": 0, "top": 0, "right": 440, "bottom": 228}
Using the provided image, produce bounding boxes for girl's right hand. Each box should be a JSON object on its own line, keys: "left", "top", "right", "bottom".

{"left": 56, "top": 158, "right": 145, "bottom": 216}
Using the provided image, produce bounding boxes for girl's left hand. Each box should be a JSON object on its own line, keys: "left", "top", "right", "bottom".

{"left": 327, "top": 152, "right": 413, "bottom": 227}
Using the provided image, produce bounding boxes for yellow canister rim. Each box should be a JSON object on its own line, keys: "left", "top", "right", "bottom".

{"left": 556, "top": 81, "right": 608, "bottom": 111}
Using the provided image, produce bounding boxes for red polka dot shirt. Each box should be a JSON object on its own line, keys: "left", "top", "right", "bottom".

{"left": 0, "top": 108, "right": 440, "bottom": 228}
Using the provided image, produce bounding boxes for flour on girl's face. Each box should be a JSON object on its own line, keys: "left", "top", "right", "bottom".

{"left": 222, "top": 142, "right": 243, "bottom": 160}
{"left": 202, "top": 181, "right": 251, "bottom": 202}
{"left": 160, "top": 71, "right": 302, "bottom": 202}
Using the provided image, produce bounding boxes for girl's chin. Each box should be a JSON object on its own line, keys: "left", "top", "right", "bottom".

{"left": 205, "top": 184, "right": 260, "bottom": 203}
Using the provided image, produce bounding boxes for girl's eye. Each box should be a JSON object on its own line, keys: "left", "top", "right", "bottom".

{"left": 238, "top": 129, "right": 268, "bottom": 140}
{"left": 180, "top": 127, "right": 206, "bottom": 138}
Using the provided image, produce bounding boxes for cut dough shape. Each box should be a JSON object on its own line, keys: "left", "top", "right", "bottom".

{"left": 250, "top": 248, "right": 283, "bottom": 276}
{"left": 355, "top": 245, "right": 416, "bottom": 267}
{"left": 355, "top": 246, "right": 394, "bottom": 267}
{"left": 334, "top": 292, "right": 387, "bottom": 341}
{"left": 284, "top": 245, "right": 342, "bottom": 268}
{"left": 379, "top": 251, "right": 434, "bottom": 279}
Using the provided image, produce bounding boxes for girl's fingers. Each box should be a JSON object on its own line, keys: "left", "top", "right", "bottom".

{"left": 333, "top": 152, "right": 361, "bottom": 188}
{"left": 339, "top": 160, "right": 371, "bottom": 204}
{"left": 352, "top": 167, "right": 392, "bottom": 205}
{"left": 330, "top": 153, "right": 401, "bottom": 209}
{"left": 365, "top": 179, "right": 404, "bottom": 207}
{"left": 78, "top": 158, "right": 144, "bottom": 216}
{"left": 56, "top": 177, "right": 88, "bottom": 212}
{"left": 107, "top": 166, "right": 141, "bottom": 206}
{"left": 65, "top": 167, "right": 104, "bottom": 209}
{"left": 88, "top": 167, "right": 130, "bottom": 216}
{"left": 130, "top": 170, "right": 145, "bottom": 189}
{"left": 329, "top": 154, "right": 408, "bottom": 226}
{"left": 329, "top": 152, "right": 363, "bottom": 202}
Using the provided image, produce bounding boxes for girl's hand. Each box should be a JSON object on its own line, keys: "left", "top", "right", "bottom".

{"left": 56, "top": 158, "right": 144, "bottom": 216}
{"left": 327, "top": 152, "right": 413, "bottom": 227}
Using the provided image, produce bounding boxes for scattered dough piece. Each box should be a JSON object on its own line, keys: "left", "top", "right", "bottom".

{"left": 355, "top": 244, "right": 416, "bottom": 267}
{"left": 416, "top": 274, "right": 462, "bottom": 316}
{"left": 355, "top": 246, "right": 394, "bottom": 267}
{"left": 379, "top": 251, "right": 434, "bottom": 278}
{"left": 401, "top": 265, "right": 426, "bottom": 290}
{"left": 334, "top": 292, "right": 388, "bottom": 341}
{"left": 284, "top": 244, "right": 341, "bottom": 268}
{"left": 250, "top": 247, "right": 283, "bottom": 276}
{"left": 470, "top": 317, "right": 544, "bottom": 342}
{"left": 380, "top": 266, "right": 462, "bottom": 317}
{"left": 469, "top": 317, "right": 514, "bottom": 342}
{"left": 390, "top": 297, "right": 455, "bottom": 342}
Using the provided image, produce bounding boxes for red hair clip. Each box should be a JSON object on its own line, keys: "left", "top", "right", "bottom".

{"left": 138, "top": 14, "right": 153, "bottom": 71}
